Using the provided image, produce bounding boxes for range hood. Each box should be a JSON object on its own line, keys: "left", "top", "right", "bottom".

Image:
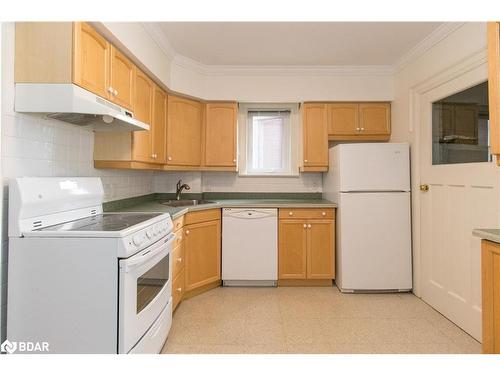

{"left": 15, "top": 84, "right": 149, "bottom": 132}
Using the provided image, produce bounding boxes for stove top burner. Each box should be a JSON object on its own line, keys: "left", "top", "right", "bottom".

{"left": 36, "top": 213, "right": 163, "bottom": 232}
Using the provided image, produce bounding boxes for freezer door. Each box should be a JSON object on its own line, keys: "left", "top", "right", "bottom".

{"left": 337, "top": 192, "right": 412, "bottom": 291}
{"left": 336, "top": 143, "right": 410, "bottom": 192}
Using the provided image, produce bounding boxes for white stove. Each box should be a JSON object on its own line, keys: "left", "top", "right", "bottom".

{"left": 7, "top": 177, "right": 174, "bottom": 354}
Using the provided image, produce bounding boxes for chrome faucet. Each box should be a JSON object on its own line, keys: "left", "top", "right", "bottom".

{"left": 175, "top": 179, "right": 191, "bottom": 200}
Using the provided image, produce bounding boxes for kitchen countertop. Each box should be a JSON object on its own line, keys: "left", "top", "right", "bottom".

{"left": 473, "top": 229, "right": 500, "bottom": 245}
{"left": 108, "top": 198, "right": 337, "bottom": 220}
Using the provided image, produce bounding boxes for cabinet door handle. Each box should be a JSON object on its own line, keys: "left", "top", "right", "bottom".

{"left": 233, "top": 159, "right": 236, "bottom": 163}
{"left": 185, "top": 230, "right": 190, "bottom": 235}
{"left": 113, "top": 89, "right": 118, "bottom": 96}
{"left": 322, "top": 212, "right": 326, "bottom": 216}
{"left": 107, "top": 86, "right": 113, "bottom": 93}
{"left": 177, "top": 257, "right": 182, "bottom": 263}
{"left": 360, "top": 127, "right": 365, "bottom": 131}
{"left": 304, "top": 159, "right": 308, "bottom": 163}
{"left": 289, "top": 211, "right": 293, "bottom": 216}
{"left": 308, "top": 224, "right": 312, "bottom": 228}
{"left": 303, "top": 224, "right": 307, "bottom": 228}
{"left": 168, "top": 156, "right": 172, "bottom": 161}
{"left": 356, "top": 127, "right": 360, "bottom": 131}
{"left": 176, "top": 287, "right": 182, "bottom": 293}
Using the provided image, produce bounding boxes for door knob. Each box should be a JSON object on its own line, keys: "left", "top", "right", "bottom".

{"left": 420, "top": 184, "right": 429, "bottom": 192}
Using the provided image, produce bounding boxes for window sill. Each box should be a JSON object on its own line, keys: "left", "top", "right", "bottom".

{"left": 238, "top": 172, "right": 300, "bottom": 178}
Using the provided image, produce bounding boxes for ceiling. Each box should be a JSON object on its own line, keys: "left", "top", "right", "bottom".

{"left": 158, "top": 22, "right": 443, "bottom": 66}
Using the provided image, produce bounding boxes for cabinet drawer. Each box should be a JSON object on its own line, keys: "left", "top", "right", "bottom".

{"left": 279, "top": 208, "right": 335, "bottom": 220}
{"left": 172, "top": 269, "right": 185, "bottom": 312}
{"left": 185, "top": 209, "right": 221, "bottom": 225}
{"left": 172, "top": 215, "right": 185, "bottom": 232}
{"left": 172, "top": 242, "right": 184, "bottom": 280}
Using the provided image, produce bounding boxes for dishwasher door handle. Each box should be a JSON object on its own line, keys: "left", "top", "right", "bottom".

{"left": 223, "top": 209, "right": 277, "bottom": 219}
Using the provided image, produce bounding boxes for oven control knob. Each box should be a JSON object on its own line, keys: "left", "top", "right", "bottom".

{"left": 133, "top": 235, "right": 143, "bottom": 246}
{"left": 146, "top": 229, "right": 153, "bottom": 239}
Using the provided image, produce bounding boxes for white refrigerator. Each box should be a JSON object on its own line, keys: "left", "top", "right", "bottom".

{"left": 323, "top": 143, "right": 412, "bottom": 292}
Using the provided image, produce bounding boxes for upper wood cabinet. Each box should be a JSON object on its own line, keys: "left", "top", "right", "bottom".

{"left": 328, "top": 103, "right": 358, "bottom": 135}
{"left": 16, "top": 22, "right": 135, "bottom": 111}
{"left": 73, "top": 22, "right": 110, "bottom": 99}
{"left": 167, "top": 95, "right": 202, "bottom": 166}
{"left": 488, "top": 22, "right": 500, "bottom": 160}
{"left": 358, "top": 103, "right": 391, "bottom": 135}
{"left": 132, "top": 69, "right": 154, "bottom": 162}
{"left": 152, "top": 86, "right": 167, "bottom": 164}
{"left": 109, "top": 45, "right": 135, "bottom": 110}
{"left": 327, "top": 102, "right": 391, "bottom": 140}
{"left": 94, "top": 71, "right": 167, "bottom": 168}
{"left": 204, "top": 103, "right": 238, "bottom": 168}
{"left": 301, "top": 103, "right": 329, "bottom": 172}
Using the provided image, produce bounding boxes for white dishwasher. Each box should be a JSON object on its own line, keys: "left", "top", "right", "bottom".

{"left": 222, "top": 208, "right": 278, "bottom": 286}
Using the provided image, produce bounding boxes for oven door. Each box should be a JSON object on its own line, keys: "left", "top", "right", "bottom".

{"left": 119, "top": 232, "right": 174, "bottom": 354}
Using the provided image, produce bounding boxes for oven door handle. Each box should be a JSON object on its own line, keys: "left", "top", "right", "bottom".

{"left": 121, "top": 233, "right": 175, "bottom": 272}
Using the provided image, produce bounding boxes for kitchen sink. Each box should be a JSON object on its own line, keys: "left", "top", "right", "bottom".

{"left": 159, "top": 199, "right": 215, "bottom": 207}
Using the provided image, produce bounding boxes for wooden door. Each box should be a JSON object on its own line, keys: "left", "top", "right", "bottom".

{"left": 279, "top": 220, "right": 307, "bottom": 279}
{"left": 204, "top": 103, "right": 237, "bottom": 167}
{"left": 184, "top": 220, "right": 221, "bottom": 291}
{"left": 488, "top": 22, "right": 500, "bottom": 156}
{"left": 482, "top": 240, "right": 500, "bottom": 354}
{"left": 306, "top": 220, "right": 334, "bottom": 279}
{"left": 132, "top": 68, "right": 154, "bottom": 162}
{"left": 152, "top": 86, "right": 167, "bottom": 163}
{"left": 109, "top": 45, "right": 135, "bottom": 110}
{"left": 327, "top": 103, "right": 358, "bottom": 136}
{"left": 167, "top": 95, "right": 202, "bottom": 166}
{"left": 73, "top": 22, "right": 110, "bottom": 99}
{"left": 358, "top": 103, "right": 391, "bottom": 135}
{"left": 302, "top": 103, "right": 328, "bottom": 167}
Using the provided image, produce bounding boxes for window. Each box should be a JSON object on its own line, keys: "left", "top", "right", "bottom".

{"left": 432, "top": 81, "right": 491, "bottom": 165}
{"left": 247, "top": 111, "right": 291, "bottom": 174}
{"left": 239, "top": 104, "right": 299, "bottom": 176}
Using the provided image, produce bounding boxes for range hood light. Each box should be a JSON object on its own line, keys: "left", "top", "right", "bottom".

{"left": 102, "top": 115, "right": 114, "bottom": 124}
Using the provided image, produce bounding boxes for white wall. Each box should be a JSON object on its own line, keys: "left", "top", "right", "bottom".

{"left": 97, "top": 22, "right": 173, "bottom": 89}
{"left": 171, "top": 63, "right": 394, "bottom": 102}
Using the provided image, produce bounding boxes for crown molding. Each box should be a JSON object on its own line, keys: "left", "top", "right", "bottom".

{"left": 394, "top": 22, "right": 466, "bottom": 73}
{"left": 143, "top": 22, "right": 466, "bottom": 78}
{"left": 172, "top": 53, "right": 394, "bottom": 76}
{"left": 141, "top": 22, "right": 177, "bottom": 61}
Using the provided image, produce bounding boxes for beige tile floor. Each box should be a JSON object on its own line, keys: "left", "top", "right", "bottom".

{"left": 161, "top": 287, "right": 481, "bottom": 354}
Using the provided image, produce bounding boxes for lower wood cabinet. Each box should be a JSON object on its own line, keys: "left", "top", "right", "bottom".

{"left": 172, "top": 223, "right": 185, "bottom": 312}
{"left": 184, "top": 209, "right": 221, "bottom": 292}
{"left": 278, "top": 208, "right": 335, "bottom": 281}
{"left": 481, "top": 240, "right": 500, "bottom": 353}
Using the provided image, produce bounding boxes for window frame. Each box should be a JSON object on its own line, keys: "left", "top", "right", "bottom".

{"left": 238, "top": 103, "right": 300, "bottom": 177}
